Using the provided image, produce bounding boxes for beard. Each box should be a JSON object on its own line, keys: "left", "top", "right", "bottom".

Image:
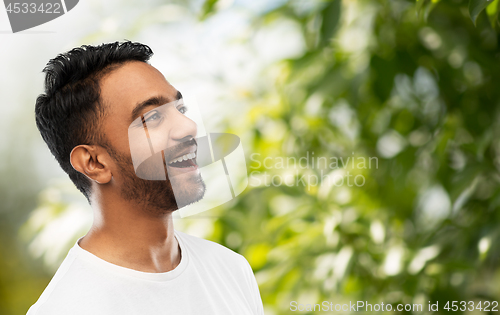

{"left": 106, "top": 143, "right": 206, "bottom": 216}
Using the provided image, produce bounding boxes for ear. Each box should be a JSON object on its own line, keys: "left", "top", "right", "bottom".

{"left": 70, "top": 145, "right": 113, "bottom": 184}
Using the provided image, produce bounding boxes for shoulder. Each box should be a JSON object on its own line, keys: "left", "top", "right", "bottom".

{"left": 25, "top": 246, "right": 116, "bottom": 315}
{"left": 175, "top": 230, "right": 250, "bottom": 269}
{"left": 25, "top": 250, "right": 80, "bottom": 315}
{"left": 175, "top": 230, "right": 241, "bottom": 258}
{"left": 175, "top": 232, "right": 264, "bottom": 314}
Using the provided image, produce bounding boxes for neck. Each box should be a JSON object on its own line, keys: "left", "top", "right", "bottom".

{"left": 79, "top": 190, "right": 180, "bottom": 273}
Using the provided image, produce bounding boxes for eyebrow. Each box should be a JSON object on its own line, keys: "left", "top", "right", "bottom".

{"left": 130, "top": 91, "right": 183, "bottom": 122}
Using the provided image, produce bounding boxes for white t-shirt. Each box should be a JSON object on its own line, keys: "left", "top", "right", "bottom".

{"left": 27, "top": 230, "right": 264, "bottom": 315}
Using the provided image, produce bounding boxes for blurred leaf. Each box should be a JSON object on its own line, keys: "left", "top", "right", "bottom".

{"left": 469, "top": 0, "right": 492, "bottom": 25}
{"left": 486, "top": 0, "right": 500, "bottom": 28}
{"left": 416, "top": 0, "right": 438, "bottom": 21}
{"left": 416, "top": 0, "right": 427, "bottom": 15}
{"left": 319, "top": 0, "right": 341, "bottom": 48}
{"left": 200, "top": 0, "right": 219, "bottom": 20}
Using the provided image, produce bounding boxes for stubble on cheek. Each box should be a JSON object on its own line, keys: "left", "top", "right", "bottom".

{"left": 113, "top": 149, "right": 206, "bottom": 214}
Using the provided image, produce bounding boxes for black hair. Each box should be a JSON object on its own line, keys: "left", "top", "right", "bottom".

{"left": 35, "top": 41, "right": 154, "bottom": 201}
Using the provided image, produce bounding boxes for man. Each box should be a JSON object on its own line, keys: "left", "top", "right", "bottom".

{"left": 28, "top": 41, "right": 264, "bottom": 315}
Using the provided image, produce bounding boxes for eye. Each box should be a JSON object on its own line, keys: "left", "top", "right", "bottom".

{"left": 144, "top": 111, "right": 161, "bottom": 122}
{"left": 142, "top": 110, "right": 163, "bottom": 128}
{"left": 177, "top": 106, "right": 188, "bottom": 114}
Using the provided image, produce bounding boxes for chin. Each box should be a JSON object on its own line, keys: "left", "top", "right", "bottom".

{"left": 170, "top": 173, "right": 206, "bottom": 209}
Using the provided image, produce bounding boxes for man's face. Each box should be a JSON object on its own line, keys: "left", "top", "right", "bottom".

{"left": 99, "top": 61, "right": 205, "bottom": 214}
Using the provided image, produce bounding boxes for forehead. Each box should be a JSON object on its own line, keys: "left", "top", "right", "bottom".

{"left": 99, "top": 61, "right": 176, "bottom": 114}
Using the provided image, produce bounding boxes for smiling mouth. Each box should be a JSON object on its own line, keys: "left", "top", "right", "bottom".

{"left": 167, "top": 152, "right": 197, "bottom": 168}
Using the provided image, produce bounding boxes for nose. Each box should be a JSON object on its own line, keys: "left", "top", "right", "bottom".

{"left": 169, "top": 108, "right": 197, "bottom": 144}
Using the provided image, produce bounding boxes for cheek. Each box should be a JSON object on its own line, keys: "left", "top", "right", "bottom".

{"left": 127, "top": 116, "right": 171, "bottom": 177}
{"left": 104, "top": 116, "right": 131, "bottom": 151}
{"left": 134, "top": 152, "right": 168, "bottom": 180}
{"left": 117, "top": 133, "right": 132, "bottom": 152}
{"left": 146, "top": 126, "right": 171, "bottom": 153}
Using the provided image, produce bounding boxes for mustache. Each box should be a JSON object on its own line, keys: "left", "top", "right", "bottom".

{"left": 163, "top": 138, "right": 197, "bottom": 162}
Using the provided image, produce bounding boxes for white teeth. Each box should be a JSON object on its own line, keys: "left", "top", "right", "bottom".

{"left": 168, "top": 152, "right": 196, "bottom": 165}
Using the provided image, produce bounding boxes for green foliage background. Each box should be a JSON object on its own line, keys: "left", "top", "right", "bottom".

{"left": 1, "top": 0, "right": 500, "bottom": 314}
{"left": 203, "top": 0, "right": 500, "bottom": 314}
